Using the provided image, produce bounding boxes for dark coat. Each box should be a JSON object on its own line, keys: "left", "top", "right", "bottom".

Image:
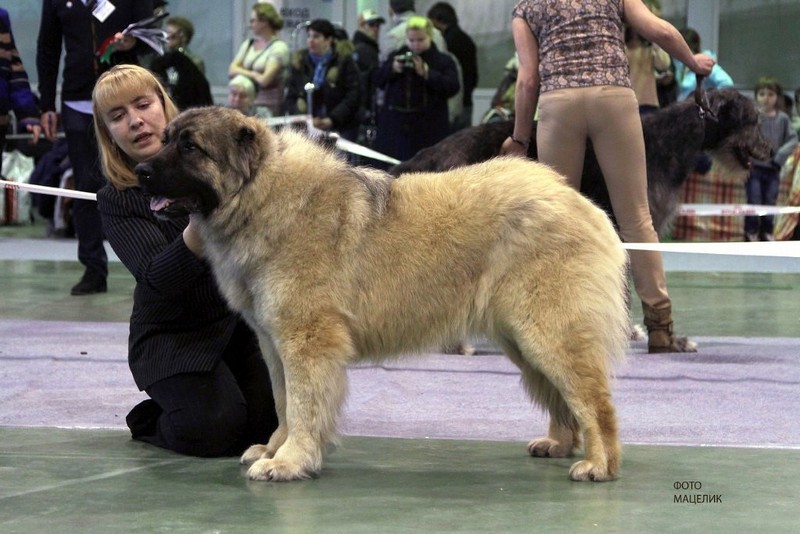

{"left": 352, "top": 29, "right": 380, "bottom": 118}
{"left": 285, "top": 48, "right": 361, "bottom": 140}
{"left": 150, "top": 51, "right": 214, "bottom": 111}
{"left": 97, "top": 185, "right": 247, "bottom": 390}
{"left": 442, "top": 24, "right": 478, "bottom": 108}
{"left": 374, "top": 43, "right": 460, "bottom": 161}
{"left": 36, "top": 0, "right": 154, "bottom": 112}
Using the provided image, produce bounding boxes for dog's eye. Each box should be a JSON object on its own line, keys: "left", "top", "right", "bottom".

{"left": 180, "top": 140, "right": 198, "bottom": 152}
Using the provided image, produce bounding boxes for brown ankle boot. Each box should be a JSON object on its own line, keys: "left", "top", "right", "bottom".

{"left": 642, "top": 303, "right": 697, "bottom": 353}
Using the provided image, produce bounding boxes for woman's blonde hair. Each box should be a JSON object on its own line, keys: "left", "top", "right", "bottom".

{"left": 92, "top": 64, "right": 179, "bottom": 190}
{"left": 253, "top": 2, "right": 284, "bottom": 31}
{"left": 406, "top": 16, "right": 433, "bottom": 38}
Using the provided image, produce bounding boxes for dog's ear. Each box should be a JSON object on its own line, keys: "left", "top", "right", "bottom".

{"left": 236, "top": 125, "right": 261, "bottom": 182}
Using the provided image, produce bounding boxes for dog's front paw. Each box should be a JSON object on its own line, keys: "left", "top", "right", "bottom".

{"left": 569, "top": 460, "right": 616, "bottom": 482}
{"left": 527, "top": 437, "right": 573, "bottom": 458}
{"left": 247, "top": 458, "right": 317, "bottom": 482}
{"left": 240, "top": 444, "right": 270, "bottom": 465}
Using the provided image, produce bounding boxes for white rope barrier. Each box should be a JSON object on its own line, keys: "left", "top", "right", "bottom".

{"left": 678, "top": 203, "right": 800, "bottom": 216}
{"left": 623, "top": 241, "right": 800, "bottom": 258}
{"left": 3, "top": 178, "right": 799, "bottom": 258}
{"left": 1, "top": 179, "right": 97, "bottom": 201}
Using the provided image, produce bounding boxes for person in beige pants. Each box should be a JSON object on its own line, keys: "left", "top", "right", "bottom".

{"left": 502, "top": 0, "right": 715, "bottom": 353}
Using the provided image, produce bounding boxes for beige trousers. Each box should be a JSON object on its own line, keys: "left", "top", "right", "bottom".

{"left": 537, "top": 85, "right": 671, "bottom": 311}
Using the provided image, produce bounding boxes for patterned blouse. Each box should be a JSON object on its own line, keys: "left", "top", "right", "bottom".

{"left": 512, "top": 0, "right": 631, "bottom": 93}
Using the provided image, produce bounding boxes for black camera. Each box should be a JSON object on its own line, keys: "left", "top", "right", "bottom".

{"left": 397, "top": 51, "right": 416, "bottom": 69}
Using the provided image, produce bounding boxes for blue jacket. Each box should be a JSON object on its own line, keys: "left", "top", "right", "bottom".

{"left": 0, "top": 8, "right": 40, "bottom": 122}
{"left": 675, "top": 50, "right": 734, "bottom": 102}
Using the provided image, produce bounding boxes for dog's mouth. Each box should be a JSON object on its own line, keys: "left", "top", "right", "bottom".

{"left": 149, "top": 195, "right": 199, "bottom": 217}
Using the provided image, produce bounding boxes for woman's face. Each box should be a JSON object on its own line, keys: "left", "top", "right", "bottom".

{"left": 307, "top": 29, "right": 332, "bottom": 55}
{"left": 406, "top": 29, "right": 431, "bottom": 55}
{"left": 228, "top": 85, "right": 254, "bottom": 112}
{"left": 249, "top": 11, "right": 268, "bottom": 35}
{"left": 101, "top": 90, "right": 167, "bottom": 163}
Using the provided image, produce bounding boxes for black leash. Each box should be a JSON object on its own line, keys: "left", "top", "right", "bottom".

{"left": 693, "top": 74, "right": 718, "bottom": 122}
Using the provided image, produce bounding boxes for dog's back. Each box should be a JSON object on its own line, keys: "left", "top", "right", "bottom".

{"left": 337, "top": 157, "right": 629, "bottom": 363}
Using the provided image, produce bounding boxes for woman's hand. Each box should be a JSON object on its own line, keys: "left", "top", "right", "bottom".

{"left": 112, "top": 32, "right": 136, "bottom": 52}
{"left": 691, "top": 53, "right": 716, "bottom": 76}
{"left": 183, "top": 215, "right": 205, "bottom": 257}
{"left": 500, "top": 135, "right": 529, "bottom": 157}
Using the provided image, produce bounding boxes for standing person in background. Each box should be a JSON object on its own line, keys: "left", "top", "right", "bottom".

{"left": 228, "top": 2, "right": 290, "bottom": 118}
{"left": 93, "top": 64, "right": 278, "bottom": 457}
{"left": 380, "top": 0, "right": 447, "bottom": 62}
{"left": 745, "top": 76, "right": 798, "bottom": 242}
{"left": 674, "top": 27, "right": 733, "bottom": 102}
{"left": 165, "top": 16, "right": 205, "bottom": 74}
{"left": 285, "top": 19, "right": 361, "bottom": 142}
{"left": 427, "top": 1, "right": 478, "bottom": 132}
{"left": 36, "top": 0, "right": 155, "bottom": 296}
{"left": 0, "top": 7, "right": 41, "bottom": 151}
{"left": 352, "top": 9, "right": 385, "bottom": 147}
{"left": 501, "top": 0, "right": 715, "bottom": 354}
{"left": 625, "top": 0, "right": 670, "bottom": 114}
{"left": 374, "top": 16, "right": 459, "bottom": 162}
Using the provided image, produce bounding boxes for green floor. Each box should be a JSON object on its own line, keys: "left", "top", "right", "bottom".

{"left": 2, "top": 224, "right": 800, "bottom": 532}
{"left": 2, "top": 428, "right": 798, "bottom": 533}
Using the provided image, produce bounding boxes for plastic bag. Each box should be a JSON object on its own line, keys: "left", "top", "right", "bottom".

{"left": 1, "top": 149, "right": 36, "bottom": 225}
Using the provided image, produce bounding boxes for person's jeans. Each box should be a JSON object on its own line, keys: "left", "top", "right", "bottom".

{"left": 744, "top": 165, "right": 779, "bottom": 237}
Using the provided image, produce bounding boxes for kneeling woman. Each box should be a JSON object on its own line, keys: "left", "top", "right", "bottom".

{"left": 92, "top": 64, "right": 278, "bottom": 457}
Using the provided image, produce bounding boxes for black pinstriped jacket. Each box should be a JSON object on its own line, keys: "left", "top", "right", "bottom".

{"left": 97, "top": 184, "right": 241, "bottom": 390}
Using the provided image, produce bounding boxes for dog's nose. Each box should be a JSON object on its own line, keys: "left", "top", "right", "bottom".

{"left": 134, "top": 162, "right": 153, "bottom": 182}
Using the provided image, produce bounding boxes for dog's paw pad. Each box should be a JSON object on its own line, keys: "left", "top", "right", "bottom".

{"left": 569, "top": 460, "right": 615, "bottom": 482}
{"left": 527, "top": 438, "right": 571, "bottom": 458}
{"left": 240, "top": 444, "right": 269, "bottom": 465}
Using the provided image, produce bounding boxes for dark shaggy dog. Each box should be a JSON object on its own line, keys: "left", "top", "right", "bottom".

{"left": 392, "top": 89, "right": 770, "bottom": 236}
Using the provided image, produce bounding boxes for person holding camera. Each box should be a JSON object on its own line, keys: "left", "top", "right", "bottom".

{"left": 374, "top": 16, "right": 459, "bottom": 163}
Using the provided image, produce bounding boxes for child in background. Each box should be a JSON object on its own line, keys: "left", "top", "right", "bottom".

{"left": 746, "top": 77, "right": 798, "bottom": 241}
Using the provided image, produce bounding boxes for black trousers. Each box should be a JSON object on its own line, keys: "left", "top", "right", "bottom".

{"left": 61, "top": 105, "right": 108, "bottom": 278}
{"left": 127, "top": 322, "right": 279, "bottom": 457}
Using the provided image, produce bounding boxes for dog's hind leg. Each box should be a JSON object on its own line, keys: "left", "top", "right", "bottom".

{"left": 498, "top": 339, "right": 582, "bottom": 458}
{"left": 513, "top": 335, "right": 621, "bottom": 482}
{"left": 246, "top": 313, "right": 353, "bottom": 482}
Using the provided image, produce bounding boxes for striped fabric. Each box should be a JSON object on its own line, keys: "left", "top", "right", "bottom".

{"left": 97, "top": 184, "right": 241, "bottom": 390}
{"left": 672, "top": 160, "right": 748, "bottom": 241}
{"left": 0, "top": 8, "right": 39, "bottom": 122}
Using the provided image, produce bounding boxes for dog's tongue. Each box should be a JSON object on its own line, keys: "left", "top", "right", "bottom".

{"left": 149, "top": 196, "right": 173, "bottom": 212}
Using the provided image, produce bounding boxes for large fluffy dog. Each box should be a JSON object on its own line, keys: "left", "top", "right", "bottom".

{"left": 137, "top": 107, "right": 629, "bottom": 483}
{"left": 393, "top": 89, "right": 770, "bottom": 237}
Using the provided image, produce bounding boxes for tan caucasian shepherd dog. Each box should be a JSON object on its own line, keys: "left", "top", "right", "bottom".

{"left": 136, "top": 107, "right": 629, "bottom": 483}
